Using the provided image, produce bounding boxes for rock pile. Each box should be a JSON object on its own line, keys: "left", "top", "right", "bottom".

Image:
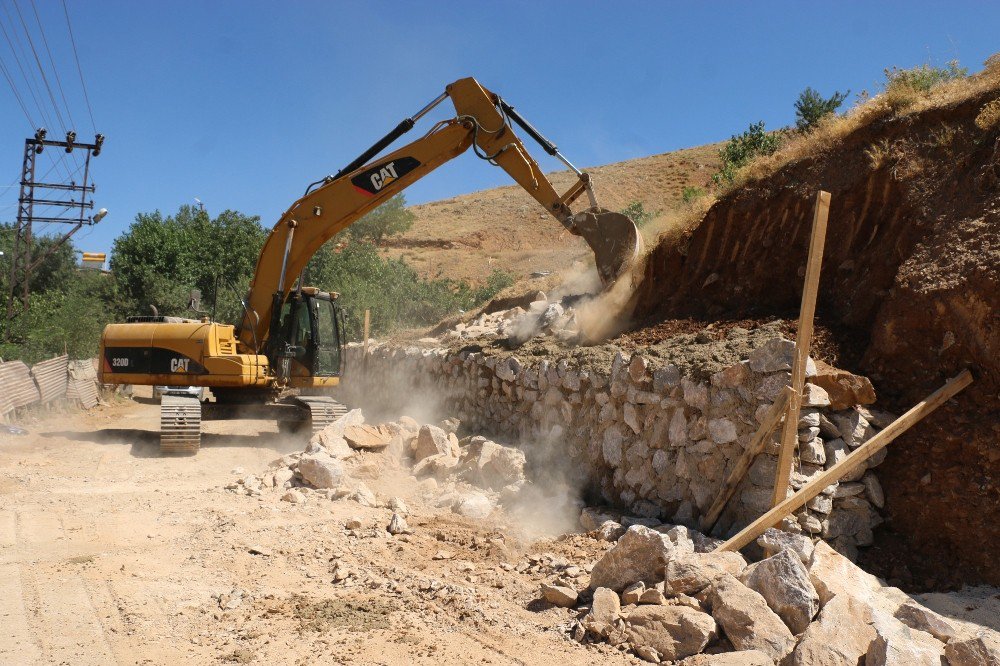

{"left": 225, "top": 408, "right": 528, "bottom": 523}
{"left": 338, "top": 329, "right": 892, "bottom": 561}
{"left": 559, "top": 522, "right": 999, "bottom": 664}
{"left": 437, "top": 290, "right": 583, "bottom": 346}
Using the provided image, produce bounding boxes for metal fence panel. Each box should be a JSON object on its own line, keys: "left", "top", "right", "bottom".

{"left": 0, "top": 360, "right": 41, "bottom": 411}
{"left": 30, "top": 355, "right": 69, "bottom": 403}
{"left": 67, "top": 358, "right": 100, "bottom": 409}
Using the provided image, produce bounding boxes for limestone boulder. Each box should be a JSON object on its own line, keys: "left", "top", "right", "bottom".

{"left": 792, "top": 592, "right": 876, "bottom": 665}
{"left": 540, "top": 583, "right": 578, "bottom": 608}
{"left": 663, "top": 551, "right": 747, "bottom": 595}
{"left": 893, "top": 601, "right": 959, "bottom": 642}
{"left": 708, "top": 573, "right": 795, "bottom": 662}
{"left": 623, "top": 605, "right": 718, "bottom": 662}
{"left": 756, "top": 527, "right": 814, "bottom": 564}
{"left": 679, "top": 651, "right": 773, "bottom": 666}
{"left": 590, "top": 525, "right": 687, "bottom": 592}
{"left": 739, "top": 548, "right": 819, "bottom": 634}
{"left": 866, "top": 612, "right": 945, "bottom": 666}
{"left": 296, "top": 452, "right": 344, "bottom": 489}
{"left": 452, "top": 492, "right": 493, "bottom": 519}
{"left": 807, "top": 540, "right": 884, "bottom": 607}
{"left": 414, "top": 424, "right": 457, "bottom": 462}
{"left": 462, "top": 438, "right": 526, "bottom": 489}
{"left": 944, "top": 632, "right": 1000, "bottom": 666}
{"left": 583, "top": 586, "right": 621, "bottom": 637}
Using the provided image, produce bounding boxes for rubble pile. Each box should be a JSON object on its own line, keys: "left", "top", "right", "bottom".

{"left": 339, "top": 323, "right": 894, "bottom": 561}
{"left": 225, "top": 408, "right": 528, "bottom": 524}
{"left": 557, "top": 521, "right": 1000, "bottom": 664}
{"left": 438, "top": 291, "right": 584, "bottom": 346}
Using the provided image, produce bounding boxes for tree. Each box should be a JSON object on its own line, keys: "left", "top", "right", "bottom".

{"left": 110, "top": 205, "right": 267, "bottom": 321}
{"left": 794, "top": 87, "right": 849, "bottom": 132}
{"left": 0, "top": 223, "right": 77, "bottom": 298}
{"left": 344, "top": 194, "right": 414, "bottom": 243}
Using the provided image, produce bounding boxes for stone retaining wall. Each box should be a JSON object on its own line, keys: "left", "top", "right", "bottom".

{"left": 336, "top": 337, "right": 890, "bottom": 558}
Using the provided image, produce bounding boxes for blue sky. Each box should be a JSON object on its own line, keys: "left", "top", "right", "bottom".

{"left": 0, "top": 0, "right": 997, "bottom": 256}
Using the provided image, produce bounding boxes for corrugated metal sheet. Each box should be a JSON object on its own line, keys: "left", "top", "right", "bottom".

{"left": 30, "top": 355, "right": 69, "bottom": 403}
{"left": 0, "top": 360, "right": 40, "bottom": 411}
{"left": 67, "top": 358, "right": 99, "bottom": 409}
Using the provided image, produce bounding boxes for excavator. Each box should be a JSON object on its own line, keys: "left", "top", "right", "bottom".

{"left": 98, "top": 77, "right": 642, "bottom": 453}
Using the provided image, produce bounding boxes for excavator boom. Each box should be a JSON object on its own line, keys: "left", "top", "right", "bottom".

{"left": 239, "top": 77, "right": 641, "bottom": 352}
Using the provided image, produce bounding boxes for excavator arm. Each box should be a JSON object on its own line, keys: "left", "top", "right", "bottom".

{"left": 239, "top": 77, "right": 641, "bottom": 353}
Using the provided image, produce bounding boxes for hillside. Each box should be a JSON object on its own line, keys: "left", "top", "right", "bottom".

{"left": 381, "top": 144, "right": 721, "bottom": 284}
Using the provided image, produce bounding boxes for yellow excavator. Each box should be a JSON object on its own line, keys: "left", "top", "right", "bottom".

{"left": 98, "top": 77, "right": 641, "bottom": 453}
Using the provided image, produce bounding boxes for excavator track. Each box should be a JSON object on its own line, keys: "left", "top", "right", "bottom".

{"left": 159, "top": 394, "right": 202, "bottom": 454}
{"left": 295, "top": 395, "right": 348, "bottom": 434}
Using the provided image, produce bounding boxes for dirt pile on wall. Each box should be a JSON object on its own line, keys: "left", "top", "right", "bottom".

{"left": 632, "top": 84, "right": 1000, "bottom": 587}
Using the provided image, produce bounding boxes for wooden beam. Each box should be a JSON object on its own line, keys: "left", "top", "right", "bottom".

{"left": 771, "top": 191, "right": 831, "bottom": 507}
{"left": 718, "top": 369, "right": 973, "bottom": 553}
{"left": 701, "top": 386, "right": 793, "bottom": 533}
{"left": 363, "top": 309, "right": 371, "bottom": 356}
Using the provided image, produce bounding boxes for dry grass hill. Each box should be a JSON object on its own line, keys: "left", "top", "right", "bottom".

{"left": 381, "top": 144, "right": 721, "bottom": 284}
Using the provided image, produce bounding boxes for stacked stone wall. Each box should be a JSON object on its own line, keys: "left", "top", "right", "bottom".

{"left": 337, "top": 337, "right": 889, "bottom": 556}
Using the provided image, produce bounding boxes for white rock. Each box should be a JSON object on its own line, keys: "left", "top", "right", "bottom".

{"left": 453, "top": 492, "right": 493, "bottom": 519}
{"left": 623, "top": 605, "right": 717, "bottom": 663}
{"left": 296, "top": 452, "right": 344, "bottom": 489}
{"left": 739, "top": 548, "right": 819, "bottom": 634}
{"left": 541, "top": 583, "right": 578, "bottom": 608}
{"left": 414, "top": 425, "right": 457, "bottom": 462}
{"left": 708, "top": 573, "right": 795, "bottom": 662}
{"left": 590, "top": 525, "right": 688, "bottom": 592}
{"left": 387, "top": 512, "right": 409, "bottom": 535}
{"left": 281, "top": 489, "right": 305, "bottom": 504}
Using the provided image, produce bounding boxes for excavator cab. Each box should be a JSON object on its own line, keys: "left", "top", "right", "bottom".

{"left": 272, "top": 288, "right": 344, "bottom": 385}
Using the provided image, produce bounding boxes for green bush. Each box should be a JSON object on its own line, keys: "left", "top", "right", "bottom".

{"left": 344, "top": 194, "right": 414, "bottom": 243}
{"left": 712, "top": 121, "right": 782, "bottom": 186}
{"left": 681, "top": 186, "right": 706, "bottom": 203}
{"left": 305, "top": 240, "right": 512, "bottom": 340}
{"left": 884, "top": 60, "right": 967, "bottom": 94}
{"left": 794, "top": 87, "right": 849, "bottom": 131}
{"left": 619, "top": 201, "right": 657, "bottom": 227}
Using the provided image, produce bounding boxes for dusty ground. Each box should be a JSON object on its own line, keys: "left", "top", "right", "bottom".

{"left": 0, "top": 391, "right": 639, "bottom": 666}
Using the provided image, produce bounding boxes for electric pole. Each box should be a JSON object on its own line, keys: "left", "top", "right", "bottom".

{"left": 4, "top": 128, "right": 106, "bottom": 330}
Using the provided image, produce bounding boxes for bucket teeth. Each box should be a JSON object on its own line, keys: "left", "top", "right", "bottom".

{"left": 160, "top": 394, "right": 202, "bottom": 454}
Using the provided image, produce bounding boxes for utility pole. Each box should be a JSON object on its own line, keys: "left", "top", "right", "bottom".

{"left": 4, "top": 128, "right": 105, "bottom": 331}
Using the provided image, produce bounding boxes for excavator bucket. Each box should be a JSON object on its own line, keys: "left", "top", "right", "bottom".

{"left": 571, "top": 208, "right": 644, "bottom": 286}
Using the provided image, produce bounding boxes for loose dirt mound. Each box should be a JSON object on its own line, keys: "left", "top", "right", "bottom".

{"left": 632, "top": 78, "right": 1000, "bottom": 588}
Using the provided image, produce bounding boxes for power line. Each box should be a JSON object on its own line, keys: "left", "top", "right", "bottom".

{"left": 10, "top": 0, "right": 67, "bottom": 133}
{"left": 0, "top": 50, "right": 33, "bottom": 124}
{"left": 60, "top": 0, "right": 93, "bottom": 132}
{"left": 0, "top": 1, "right": 77, "bottom": 181}
{"left": 29, "top": 0, "right": 75, "bottom": 131}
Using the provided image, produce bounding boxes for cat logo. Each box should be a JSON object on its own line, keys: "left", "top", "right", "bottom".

{"left": 369, "top": 162, "right": 398, "bottom": 191}
{"left": 170, "top": 358, "right": 190, "bottom": 373}
{"left": 351, "top": 156, "right": 421, "bottom": 197}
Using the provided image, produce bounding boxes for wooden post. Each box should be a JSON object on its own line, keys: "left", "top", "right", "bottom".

{"left": 363, "top": 309, "right": 371, "bottom": 356}
{"left": 718, "top": 369, "right": 973, "bottom": 553}
{"left": 701, "top": 386, "right": 793, "bottom": 533}
{"left": 771, "top": 191, "right": 831, "bottom": 508}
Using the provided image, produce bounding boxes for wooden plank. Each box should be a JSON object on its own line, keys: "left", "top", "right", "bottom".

{"left": 719, "top": 369, "right": 973, "bottom": 553}
{"left": 701, "top": 386, "right": 793, "bottom": 533}
{"left": 363, "top": 309, "right": 371, "bottom": 356}
{"left": 771, "top": 191, "right": 831, "bottom": 507}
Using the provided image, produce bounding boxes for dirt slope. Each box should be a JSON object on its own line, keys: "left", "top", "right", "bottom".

{"left": 632, "top": 76, "right": 1000, "bottom": 588}
{"left": 382, "top": 144, "right": 720, "bottom": 284}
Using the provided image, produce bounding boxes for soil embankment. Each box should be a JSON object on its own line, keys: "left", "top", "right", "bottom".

{"left": 632, "top": 87, "right": 1000, "bottom": 588}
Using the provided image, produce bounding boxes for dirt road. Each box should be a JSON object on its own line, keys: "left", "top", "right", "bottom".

{"left": 0, "top": 395, "right": 631, "bottom": 665}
